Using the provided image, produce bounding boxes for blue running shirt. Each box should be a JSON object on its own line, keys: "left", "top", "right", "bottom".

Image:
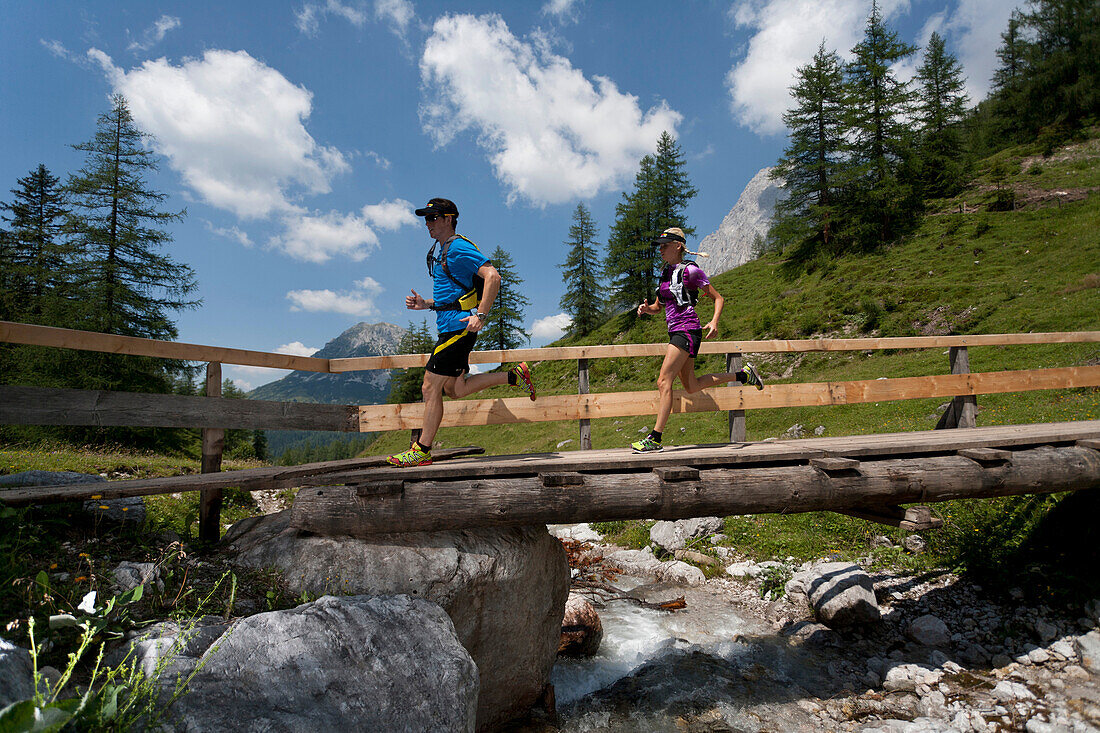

{"left": 431, "top": 235, "right": 490, "bottom": 333}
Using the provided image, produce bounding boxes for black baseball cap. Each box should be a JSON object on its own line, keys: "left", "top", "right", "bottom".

{"left": 414, "top": 197, "right": 459, "bottom": 217}
{"left": 652, "top": 227, "right": 686, "bottom": 245}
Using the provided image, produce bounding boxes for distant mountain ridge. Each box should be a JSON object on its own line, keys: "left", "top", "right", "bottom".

{"left": 698, "top": 166, "right": 787, "bottom": 275}
{"left": 248, "top": 321, "right": 404, "bottom": 405}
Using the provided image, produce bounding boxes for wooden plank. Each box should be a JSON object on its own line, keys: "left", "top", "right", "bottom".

{"left": 726, "top": 353, "right": 745, "bottom": 443}
{"left": 0, "top": 321, "right": 330, "bottom": 372}
{"left": 1078, "top": 439, "right": 1100, "bottom": 451}
{"left": 958, "top": 448, "right": 1013, "bottom": 464}
{"left": 810, "top": 457, "right": 861, "bottom": 472}
{"left": 199, "top": 362, "right": 224, "bottom": 543}
{"left": 839, "top": 505, "right": 944, "bottom": 531}
{"left": 0, "top": 385, "right": 360, "bottom": 431}
{"left": 345, "top": 421, "right": 1100, "bottom": 483}
{"left": 290, "top": 445, "right": 1099, "bottom": 535}
{"left": 0, "top": 447, "right": 485, "bottom": 507}
{"left": 654, "top": 466, "right": 700, "bottom": 481}
{"left": 355, "top": 366, "right": 1100, "bottom": 432}
{"left": 328, "top": 331, "right": 1100, "bottom": 370}
{"left": 540, "top": 472, "right": 585, "bottom": 487}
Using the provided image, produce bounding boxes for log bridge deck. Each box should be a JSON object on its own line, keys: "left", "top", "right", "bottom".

{"left": 6, "top": 421, "right": 1099, "bottom": 537}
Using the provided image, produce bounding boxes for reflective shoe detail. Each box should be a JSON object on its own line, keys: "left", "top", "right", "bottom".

{"left": 631, "top": 435, "right": 663, "bottom": 453}
{"left": 742, "top": 363, "right": 765, "bottom": 390}
{"left": 511, "top": 361, "right": 536, "bottom": 400}
{"left": 387, "top": 445, "right": 432, "bottom": 467}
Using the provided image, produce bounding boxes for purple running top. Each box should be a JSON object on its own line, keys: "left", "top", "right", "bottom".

{"left": 657, "top": 261, "right": 710, "bottom": 333}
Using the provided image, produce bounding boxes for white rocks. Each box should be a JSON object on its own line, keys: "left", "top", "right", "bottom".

{"left": 603, "top": 547, "right": 706, "bottom": 586}
{"left": 883, "top": 663, "right": 943, "bottom": 692}
{"left": 549, "top": 523, "right": 603, "bottom": 543}
{"left": 1075, "top": 629, "right": 1100, "bottom": 673}
{"left": 726, "top": 561, "right": 761, "bottom": 579}
{"left": 697, "top": 166, "right": 787, "bottom": 275}
{"left": 990, "top": 680, "right": 1035, "bottom": 701}
{"left": 792, "top": 562, "right": 880, "bottom": 627}
{"left": 908, "top": 614, "right": 951, "bottom": 647}
{"left": 112, "top": 561, "right": 162, "bottom": 594}
{"left": 649, "top": 517, "right": 724, "bottom": 552}
{"left": 902, "top": 535, "right": 927, "bottom": 554}
{"left": 558, "top": 593, "right": 603, "bottom": 658}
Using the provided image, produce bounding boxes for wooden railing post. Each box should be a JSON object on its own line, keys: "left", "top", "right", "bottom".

{"left": 578, "top": 358, "right": 591, "bottom": 450}
{"left": 936, "top": 346, "right": 978, "bottom": 429}
{"left": 199, "top": 362, "right": 224, "bottom": 543}
{"left": 726, "top": 353, "right": 746, "bottom": 442}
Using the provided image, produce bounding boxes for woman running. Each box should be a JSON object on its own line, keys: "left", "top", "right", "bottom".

{"left": 631, "top": 227, "right": 764, "bottom": 453}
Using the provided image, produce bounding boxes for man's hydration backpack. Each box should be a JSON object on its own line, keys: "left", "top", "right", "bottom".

{"left": 428, "top": 235, "right": 487, "bottom": 312}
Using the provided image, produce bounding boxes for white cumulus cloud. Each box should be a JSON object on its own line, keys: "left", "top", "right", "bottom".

{"left": 725, "top": 0, "right": 1021, "bottom": 136}
{"left": 287, "top": 277, "right": 383, "bottom": 316}
{"left": 531, "top": 313, "right": 572, "bottom": 340}
{"left": 223, "top": 340, "right": 320, "bottom": 391}
{"left": 420, "top": 14, "right": 681, "bottom": 206}
{"left": 276, "top": 341, "right": 319, "bottom": 357}
{"left": 296, "top": 0, "right": 414, "bottom": 40}
{"left": 89, "top": 47, "right": 350, "bottom": 220}
{"left": 271, "top": 199, "right": 416, "bottom": 262}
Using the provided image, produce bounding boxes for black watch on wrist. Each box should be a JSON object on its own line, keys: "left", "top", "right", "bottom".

{"left": 475, "top": 311, "right": 487, "bottom": 321}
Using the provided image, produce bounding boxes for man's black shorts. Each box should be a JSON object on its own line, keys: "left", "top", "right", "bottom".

{"left": 669, "top": 329, "right": 703, "bottom": 358}
{"left": 426, "top": 329, "right": 477, "bottom": 377}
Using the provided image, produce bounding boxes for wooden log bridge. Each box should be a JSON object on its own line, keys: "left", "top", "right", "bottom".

{"left": 292, "top": 421, "right": 1100, "bottom": 536}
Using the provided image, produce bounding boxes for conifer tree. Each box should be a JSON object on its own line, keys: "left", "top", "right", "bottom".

{"left": 914, "top": 32, "right": 970, "bottom": 199}
{"left": 1020, "top": 0, "right": 1100, "bottom": 138}
{"left": 64, "top": 94, "right": 199, "bottom": 394}
{"left": 769, "top": 42, "right": 847, "bottom": 264}
{"left": 558, "top": 203, "right": 603, "bottom": 337}
{"left": 0, "top": 164, "right": 73, "bottom": 324}
{"left": 842, "top": 0, "right": 920, "bottom": 250}
{"left": 604, "top": 132, "right": 696, "bottom": 317}
{"left": 388, "top": 320, "right": 435, "bottom": 404}
{"left": 481, "top": 247, "right": 530, "bottom": 351}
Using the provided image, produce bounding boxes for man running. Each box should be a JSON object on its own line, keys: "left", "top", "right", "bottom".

{"left": 387, "top": 198, "right": 536, "bottom": 467}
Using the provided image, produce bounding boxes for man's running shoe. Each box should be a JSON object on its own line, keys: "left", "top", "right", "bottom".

{"left": 511, "top": 361, "right": 536, "bottom": 400}
{"left": 741, "top": 363, "right": 765, "bottom": 390}
{"left": 387, "top": 444, "right": 432, "bottom": 467}
{"left": 631, "top": 435, "right": 663, "bottom": 453}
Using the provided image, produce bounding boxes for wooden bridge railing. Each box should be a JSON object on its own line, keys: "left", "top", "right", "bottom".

{"left": 3, "top": 320, "right": 1100, "bottom": 539}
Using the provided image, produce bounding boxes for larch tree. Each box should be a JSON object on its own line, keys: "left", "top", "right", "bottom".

{"left": 558, "top": 203, "right": 603, "bottom": 337}
{"left": 914, "top": 32, "right": 971, "bottom": 199}
{"left": 768, "top": 42, "right": 848, "bottom": 265}
{"left": 481, "top": 246, "right": 530, "bottom": 351}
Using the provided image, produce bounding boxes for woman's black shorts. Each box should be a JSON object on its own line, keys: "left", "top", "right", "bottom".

{"left": 669, "top": 329, "right": 703, "bottom": 358}
{"left": 425, "top": 329, "right": 477, "bottom": 377}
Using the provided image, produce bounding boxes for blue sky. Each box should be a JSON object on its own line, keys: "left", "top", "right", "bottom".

{"left": 2, "top": 0, "right": 1021, "bottom": 389}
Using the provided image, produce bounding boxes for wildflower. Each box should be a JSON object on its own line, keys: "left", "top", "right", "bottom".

{"left": 77, "top": 590, "right": 97, "bottom": 614}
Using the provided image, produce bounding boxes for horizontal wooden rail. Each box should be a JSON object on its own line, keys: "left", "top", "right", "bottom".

{"left": 356, "top": 365, "right": 1100, "bottom": 432}
{"left": 330, "top": 331, "right": 1100, "bottom": 370}
{"left": 0, "top": 321, "right": 330, "bottom": 372}
{"left": 0, "top": 385, "right": 357, "bottom": 431}
{"left": 4, "top": 321, "right": 1097, "bottom": 372}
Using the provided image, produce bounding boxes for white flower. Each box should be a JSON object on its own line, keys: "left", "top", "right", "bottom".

{"left": 77, "top": 590, "right": 97, "bottom": 615}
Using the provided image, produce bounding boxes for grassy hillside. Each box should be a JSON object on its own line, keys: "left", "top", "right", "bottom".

{"left": 370, "top": 132, "right": 1099, "bottom": 459}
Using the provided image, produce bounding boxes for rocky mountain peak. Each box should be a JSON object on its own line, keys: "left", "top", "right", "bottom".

{"left": 698, "top": 167, "right": 787, "bottom": 276}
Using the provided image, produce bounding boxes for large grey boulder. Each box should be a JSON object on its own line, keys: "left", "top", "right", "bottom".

{"left": 222, "top": 510, "right": 568, "bottom": 730}
{"left": 166, "top": 595, "right": 477, "bottom": 732}
{"left": 790, "top": 562, "right": 880, "bottom": 628}
{"left": 0, "top": 638, "right": 35, "bottom": 708}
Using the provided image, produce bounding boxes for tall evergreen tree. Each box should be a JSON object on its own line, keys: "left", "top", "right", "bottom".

{"left": 481, "top": 247, "right": 530, "bottom": 351}
{"left": 0, "top": 164, "right": 73, "bottom": 324}
{"left": 604, "top": 132, "right": 696, "bottom": 317}
{"left": 842, "top": 0, "right": 920, "bottom": 250}
{"left": 388, "top": 320, "right": 434, "bottom": 404}
{"left": 914, "top": 32, "right": 970, "bottom": 199}
{"left": 1020, "top": 0, "right": 1100, "bottom": 136}
{"left": 768, "top": 42, "right": 848, "bottom": 264}
{"left": 558, "top": 203, "right": 603, "bottom": 337}
{"left": 64, "top": 94, "right": 200, "bottom": 393}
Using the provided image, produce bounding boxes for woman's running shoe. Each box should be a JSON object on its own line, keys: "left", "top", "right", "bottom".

{"left": 511, "top": 361, "right": 537, "bottom": 400}
{"left": 741, "top": 364, "right": 765, "bottom": 390}
{"left": 387, "top": 444, "right": 432, "bottom": 467}
{"left": 631, "top": 435, "right": 663, "bottom": 453}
